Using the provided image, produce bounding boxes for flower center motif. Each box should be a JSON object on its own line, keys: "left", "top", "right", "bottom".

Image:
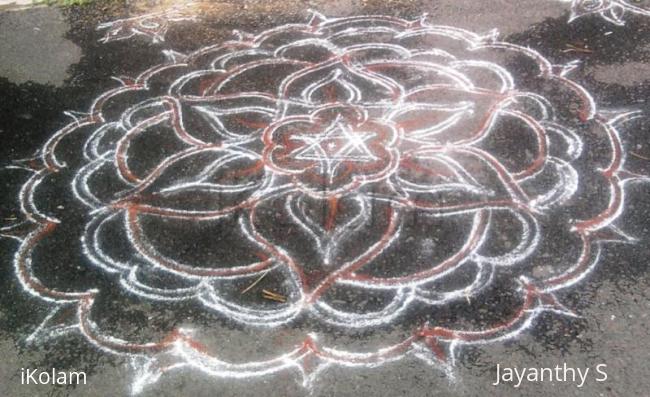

{"left": 263, "top": 107, "right": 400, "bottom": 195}
{"left": 292, "top": 122, "right": 377, "bottom": 164}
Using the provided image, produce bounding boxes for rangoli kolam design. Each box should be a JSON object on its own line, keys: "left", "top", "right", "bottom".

{"left": 562, "top": 0, "right": 650, "bottom": 24}
{"left": 97, "top": 2, "right": 197, "bottom": 43}
{"left": 3, "top": 12, "right": 647, "bottom": 393}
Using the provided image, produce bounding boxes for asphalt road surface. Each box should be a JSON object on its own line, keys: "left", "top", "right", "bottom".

{"left": 0, "top": 1, "right": 649, "bottom": 396}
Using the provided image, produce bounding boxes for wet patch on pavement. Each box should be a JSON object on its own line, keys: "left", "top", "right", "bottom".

{"left": 0, "top": 1, "right": 649, "bottom": 396}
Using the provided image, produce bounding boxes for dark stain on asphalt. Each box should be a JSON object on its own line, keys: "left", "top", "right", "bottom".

{"left": 0, "top": 2, "right": 648, "bottom": 396}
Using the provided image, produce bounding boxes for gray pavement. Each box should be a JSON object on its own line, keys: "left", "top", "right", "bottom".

{"left": 0, "top": 1, "right": 649, "bottom": 396}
